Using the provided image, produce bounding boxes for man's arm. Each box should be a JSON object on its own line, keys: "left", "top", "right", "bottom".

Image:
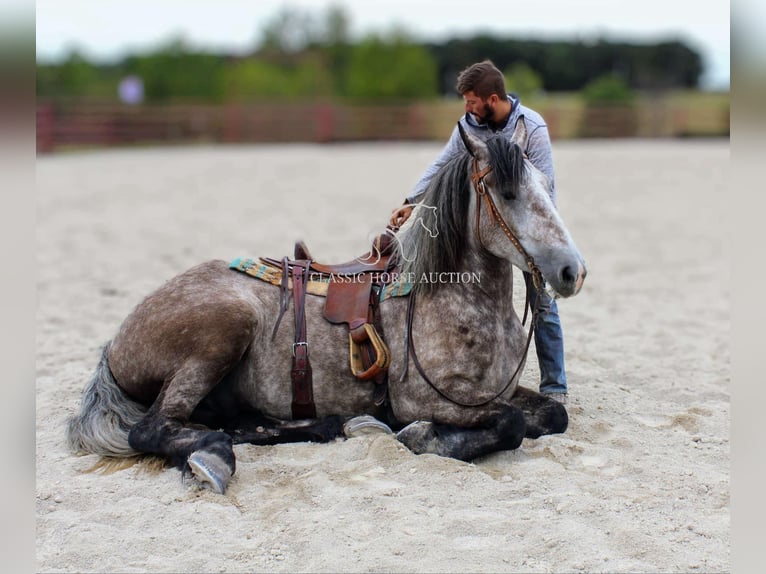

{"left": 393, "top": 125, "right": 464, "bottom": 228}
{"left": 407, "top": 124, "right": 465, "bottom": 202}
{"left": 524, "top": 121, "right": 557, "bottom": 206}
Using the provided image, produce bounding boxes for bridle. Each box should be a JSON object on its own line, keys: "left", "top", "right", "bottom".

{"left": 401, "top": 154, "right": 544, "bottom": 408}
{"left": 471, "top": 156, "right": 544, "bottom": 290}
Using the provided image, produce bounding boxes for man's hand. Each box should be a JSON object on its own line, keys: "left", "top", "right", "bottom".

{"left": 389, "top": 204, "right": 414, "bottom": 229}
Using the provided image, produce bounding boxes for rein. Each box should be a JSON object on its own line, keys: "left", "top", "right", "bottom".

{"left": 401, "top": 156, "right": 543, "bottom": 408}
{"left": 403, "top": 287, "right": 539, "bottom": 408}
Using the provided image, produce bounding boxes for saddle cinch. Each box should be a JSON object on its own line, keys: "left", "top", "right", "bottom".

{"left": 230, "top": 234, "right": 405, "bottom": 419}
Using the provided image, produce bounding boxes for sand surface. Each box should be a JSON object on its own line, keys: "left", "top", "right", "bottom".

{"left": 36, "top": 139, "right": 730, "bottom": 573}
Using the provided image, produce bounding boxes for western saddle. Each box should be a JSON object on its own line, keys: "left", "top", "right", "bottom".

{"left": 259, "top": 235, "right": 397, "bottom": 419}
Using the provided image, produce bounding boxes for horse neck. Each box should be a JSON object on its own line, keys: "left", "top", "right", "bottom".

{"left": 456, "top": 247, "right": 516, "bottom": 304}
{"left": 398, "top": 234, "right": 515, "bottom": 309}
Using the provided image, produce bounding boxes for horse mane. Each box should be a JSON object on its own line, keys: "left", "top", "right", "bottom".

{"left": 398, "top": 135, "right": 527, "bottom": 296}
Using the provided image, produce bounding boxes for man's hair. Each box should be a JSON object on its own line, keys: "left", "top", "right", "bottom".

{"left": 455, "top": 60, "right": 507, "bottom": 99}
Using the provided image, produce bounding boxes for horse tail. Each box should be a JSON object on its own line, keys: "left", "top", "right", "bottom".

{"left": 66, "top": 344, "right": 147, "bottom": 457}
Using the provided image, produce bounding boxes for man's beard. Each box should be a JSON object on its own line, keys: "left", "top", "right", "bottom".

{"left": 474, "top": 103, "right": 495, "bottom": 125}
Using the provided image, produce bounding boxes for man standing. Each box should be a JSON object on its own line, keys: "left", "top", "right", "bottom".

{"left": 390, "top": 59, "right": 569, "bottom": 403}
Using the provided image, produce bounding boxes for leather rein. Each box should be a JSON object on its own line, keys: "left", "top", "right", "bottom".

{"left": 402, "top": 157, "right": 544, "bottom": 408}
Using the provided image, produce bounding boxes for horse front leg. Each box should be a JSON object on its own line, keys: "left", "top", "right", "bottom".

{"left": 226, "top": 413, "right": 394, "bottom": 445}
{"left": 395, "top": 404, "right": 527, "bottom": 461}
{"left": 127, "top": 361, "right": 239, "bottom": 494}
{"left": 225, "top": 414, "right": 347, "bottom": 445}
{"left": 508, "top": 385, "right": 568, "bottom": 438}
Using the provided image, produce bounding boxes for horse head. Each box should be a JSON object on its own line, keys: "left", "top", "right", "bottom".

{"left": 458, "top": 118, "right": 587, "bottom": 298}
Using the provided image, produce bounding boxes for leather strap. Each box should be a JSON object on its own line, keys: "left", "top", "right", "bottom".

{"left": 271, "top": 257, "right": 291, "bottom": 340}
{"left": 403, "top": 289, "right": 539, "bottom": 408}
{"left": 396, "top": 157, "right": 543, "bottom": 406}
{"left": 471, "top": 158, "right": 544, "bottom": 290}
{"left": 291, "top": 260, "right": 316, "bottom": 419}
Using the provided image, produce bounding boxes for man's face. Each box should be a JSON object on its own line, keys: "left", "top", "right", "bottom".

{"left": 463, "top": 90, "right": 496, "bottom": 124}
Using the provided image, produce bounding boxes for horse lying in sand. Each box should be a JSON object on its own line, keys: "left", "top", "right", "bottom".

{"left": 67, "top": 118, "right": 586, "bottom": 494}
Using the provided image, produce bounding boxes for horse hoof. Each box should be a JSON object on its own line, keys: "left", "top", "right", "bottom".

{"left": 395, "top": 421, "right": 438, "bottom": 455}
{"left": 343, "top": 415, "right": 393, "bottom": 437}
{"left": 188, "top": 450, "right": 231, "bottom": 494}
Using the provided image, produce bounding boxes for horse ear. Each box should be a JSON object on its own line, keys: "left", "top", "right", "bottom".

{"left": 457, "top": 122, "right": 488, "bottom": 159}
{"left": 511, "top": 115, "right": 528, "bottom": 147}
{"left": 457, "top": 122, "right": 474, "bottom": 157}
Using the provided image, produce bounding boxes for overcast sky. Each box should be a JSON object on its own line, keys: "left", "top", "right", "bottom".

{"left": 36, "top": 0, "right": 731, "bottom": 89}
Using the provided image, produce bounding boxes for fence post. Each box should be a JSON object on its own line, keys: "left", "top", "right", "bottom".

{"left": 315, "top": 103, "right": 335, "bottom": 143}
{"left": 37, "top": 104, "right": 55, "bottom": 153}
{"left": 545, "top": 107, "right": 559, "bottom": 140}
{"left": 223, "top": 105, "right": 241, "bottom": 143}
{"left": 407, "top": 103, "right": 426, "bottom": 139}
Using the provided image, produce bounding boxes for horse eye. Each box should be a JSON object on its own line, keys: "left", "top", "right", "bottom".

{"left": 500, "top": 184, "right": 516, "bottom": 201}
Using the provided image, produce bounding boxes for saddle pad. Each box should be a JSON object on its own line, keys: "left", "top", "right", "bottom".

{"left": 229, "top": 257, "right": 412, "bottom": 301}
{"left": 229, "top": 257, "right": 329, "bottom": 296}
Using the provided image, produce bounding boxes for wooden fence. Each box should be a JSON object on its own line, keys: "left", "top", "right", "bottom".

{"left": 36, "top": 98, "right": 729, "bottom": 153}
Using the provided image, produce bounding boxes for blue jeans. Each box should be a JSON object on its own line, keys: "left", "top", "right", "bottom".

{"left": 527, "top": 276, "right": 567, "bottom": 394}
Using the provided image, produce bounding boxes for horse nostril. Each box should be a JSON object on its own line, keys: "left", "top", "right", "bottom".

{"left": 561, "top": 265, "right": 576, "bottom": 285}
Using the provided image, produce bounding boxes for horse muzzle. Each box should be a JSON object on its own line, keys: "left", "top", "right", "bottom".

{"left": 546, "top": 257, "right": 587, "bottom": 299}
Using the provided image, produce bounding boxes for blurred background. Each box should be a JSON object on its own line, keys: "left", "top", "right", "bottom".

{"left": 34, "top": 0, "right": 730, "bottom": 153}
{"left": 0, "top": 4, "right": 743, "bottom": 573}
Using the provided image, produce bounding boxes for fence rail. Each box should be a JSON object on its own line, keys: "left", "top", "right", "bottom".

{"left": 36, "top": 99, "right": 729, "bottom": 153}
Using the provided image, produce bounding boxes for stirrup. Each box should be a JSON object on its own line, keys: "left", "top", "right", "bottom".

{"left": 348, "top": 324, "right": 391, "bottom": 380}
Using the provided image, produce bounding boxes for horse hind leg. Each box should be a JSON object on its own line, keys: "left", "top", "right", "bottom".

{"left": 66, "top": 344, "right": 147, "bottom": 458}
{"left": 395, "top": 404, "right": 526, "bottom": 461}
{"left": 509, "top": 385, "right": 568, "bottom": 438}
{"left": 127, "top": 358, "right": 245, "bottom": 494}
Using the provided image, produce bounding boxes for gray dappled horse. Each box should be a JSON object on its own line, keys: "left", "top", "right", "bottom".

{"left": 67, "top": 118, "right": 586, "bottom": 494}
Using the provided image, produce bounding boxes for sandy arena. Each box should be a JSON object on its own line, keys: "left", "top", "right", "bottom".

{"left": 36, "top": 139, "right": 729, "bottom": 573}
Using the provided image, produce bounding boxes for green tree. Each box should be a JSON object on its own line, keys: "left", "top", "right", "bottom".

{"left": 292, "top": 52, "right": 334, "bottom": 97}
{"left": 580, "top": 74, "right": 638, "bottom": 137}
{"left": 427, "top": 35, "right": 703, "bottom": 92}
{"left": 582, "top": 74, "right": 635, "bottom": 105}
{"left": 258, "top": 6, "right": 318, "bottom": 54}
{"left": 503, "top": 63, "right": 542, "bottom": 100}
{"left": 222, "top": 59, "right": 292, "bottom": 99}
{"left": 344, "top": 32, "right": 438, "bottom": 99}
{"left": 317, "top": 4, "right": 352, "bottom": 95}
{"left": 223, "top": 53, "right": 333, "bottom": 100}
{"left": 36, "top": 49, "right": 105, "bottom": 97}
{"left": 321, "top": 4, "right": 350, "bottom": 45}
{"left": 124, "top": 37, "right": 227, "bottom": 102}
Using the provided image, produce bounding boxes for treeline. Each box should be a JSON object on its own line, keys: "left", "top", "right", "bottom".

{"left": 428, "top": 36, "right": 702, "bottom": 93}
{"left": 37, "top": 5, "right": 703, "bottom": 103}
